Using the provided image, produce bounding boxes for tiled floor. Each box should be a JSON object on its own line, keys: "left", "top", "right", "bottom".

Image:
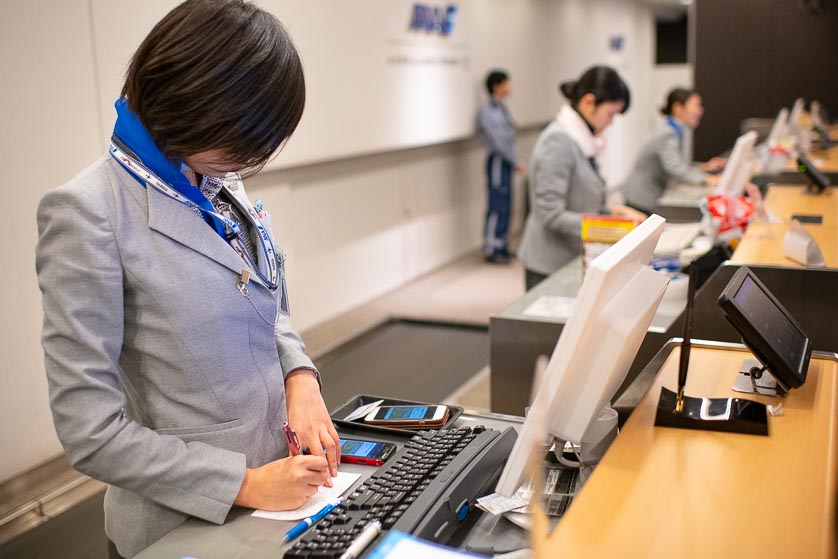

{"left": 301, "top": 249, "right": 525, "bottom": 412}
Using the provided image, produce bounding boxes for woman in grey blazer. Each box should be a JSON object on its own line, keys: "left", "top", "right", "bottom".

{"left": 519, "top": 66, "right": 645, "bottom": 290}
{"left": 623, "top": 88, "right": 727, "bottom": 214}
{"left": 36, "top": 2, "right": 337, "bottom": 557}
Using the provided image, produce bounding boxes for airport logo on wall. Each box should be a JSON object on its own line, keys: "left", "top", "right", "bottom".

{"left": 408, "top": 3, "right": 458, "bottom": 36}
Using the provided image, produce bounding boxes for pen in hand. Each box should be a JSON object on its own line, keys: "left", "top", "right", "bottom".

{"left": 283, "top": 421, "right": 326, "bottom": 486}
{"left": 282, "top": 422, "right": 311, "bottom": 456}
{"left": 280, "top": 498, "right": 344, "bottom": 544}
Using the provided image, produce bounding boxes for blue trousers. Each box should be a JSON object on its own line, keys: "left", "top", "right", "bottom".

{"left": 484, "top": 154, "right": 512, "bottom": 257}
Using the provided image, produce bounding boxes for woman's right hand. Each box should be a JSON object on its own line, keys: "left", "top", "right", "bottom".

{"left": 700, "top": 157, "right": 727, "bottom": 173}
{"left": 610, "top": 204, "right": 647, "bottom": 226}
{"left": 234, "top": 455, "right": 329, "bottom": 511}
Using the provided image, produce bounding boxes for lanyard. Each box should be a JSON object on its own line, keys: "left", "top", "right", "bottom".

{"left": 667, "top": 116, "right": 684, "bottom": 143}
{"left": 109, "top": 140, "right": 279, "bottom": 291}
{"left": 667, "top": 117, "right": 686, "bottom": 153}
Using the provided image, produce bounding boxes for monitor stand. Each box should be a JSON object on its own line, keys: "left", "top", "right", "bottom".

{"left": 732, "top": 358, "right": 787, "bottom": 397}
{"left": 550, "top": 406, "right": 619, "bottom": 468}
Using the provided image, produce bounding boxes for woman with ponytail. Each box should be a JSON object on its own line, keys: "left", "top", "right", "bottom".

{"left": 519, "top": 66, "right": 644, "bottom": 290}
{"left": 623, "top": 87, "right": 727, "bottom": 214}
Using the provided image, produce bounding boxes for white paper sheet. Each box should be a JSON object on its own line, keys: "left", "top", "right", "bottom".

{"left": 251, "top": 471, "right": 361, "bottom": 521}
{"left": 343, "top": 399, "right": 385, "bottom": 422}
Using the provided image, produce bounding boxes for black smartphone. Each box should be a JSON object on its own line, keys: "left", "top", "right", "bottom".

{"left": 339, "top": 438, "right": 397, "bottom": 466}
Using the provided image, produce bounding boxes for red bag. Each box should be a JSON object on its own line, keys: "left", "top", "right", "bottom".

{"left": 704, "top": 193, "right": 755, "bottom": 240}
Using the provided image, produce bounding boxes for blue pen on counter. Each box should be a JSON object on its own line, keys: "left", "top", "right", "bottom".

{"left": 280, "top": 497, "right": 344, "bottom": 544}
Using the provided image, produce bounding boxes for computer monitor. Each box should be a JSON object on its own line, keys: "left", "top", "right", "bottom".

{"left": 765, "top": 107, "right": 789, "bottom": 147}
{"left": 496, "top": 215, "right": 669, "bottom": 497}
{"left": 811, "top": 100, "right": 826, "bottom": 131}
{"left": 718, "top": 266, "right": 812, "bottom": 391}
{"left": 788, "top": 97, "right": 805, "bottom": 134}
{"left": 797, "top": 154, "right": 831, "bottom": 193}
{"left": 715, "top": 130, "right": 758, "bottom": 198}
{"left": 811, "top": 100, "right": 834, "bottom": 149}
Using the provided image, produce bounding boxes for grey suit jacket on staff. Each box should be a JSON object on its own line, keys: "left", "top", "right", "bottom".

{"left": 519, "top": 120, "right": 607, "bottom": 276}
{"left": 477, "top": 98, "right": 517, "bottom": 164}
{"left": 36, "top": 155, "right": 317, "bottom": 558}
{"left": 622, "top": 125, "right": 705, "bottom": 213}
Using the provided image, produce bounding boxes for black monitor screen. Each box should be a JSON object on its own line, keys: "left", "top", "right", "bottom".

{"left": 732, "top": 276, "right": 807, "bottom": 375}
{"left": 718, "top": 267, "right": 812, "bottom": 390}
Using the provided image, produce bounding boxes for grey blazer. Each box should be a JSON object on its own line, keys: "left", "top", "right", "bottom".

{"left": 622, "top": 125, "right": 705, "bottom": 213}
{"left": 519, "top": 120, "right": 607, "bottom": 276}
{"left": 36, "top": 155, "right": 317, "bottom": 558}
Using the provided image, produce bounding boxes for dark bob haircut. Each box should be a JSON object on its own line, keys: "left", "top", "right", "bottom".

{"left": 485, "top": 70, "right": 509, "bottom": 95}
{"left": 661, "top": 87, "right": 697, "bottom": 116}
{"left": 122, "top": 0, "right": 305, "bottom": 175}
{"left": 559, "top": 65, "right": 630, "bottom": 114}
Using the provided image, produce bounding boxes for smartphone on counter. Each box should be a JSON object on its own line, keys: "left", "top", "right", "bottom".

{"left": 339, "top": 438, "right": 397, "bottom": 466}
{"left": 363, "top": 404, "right": 449, "bottom": 429}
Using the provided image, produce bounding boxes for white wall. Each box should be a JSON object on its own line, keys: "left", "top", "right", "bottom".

{"left": 0, "top": 0, "right": 658, "bottom": 482}
{"left": 0, "top": 0, "right": 104, "bottom": 485}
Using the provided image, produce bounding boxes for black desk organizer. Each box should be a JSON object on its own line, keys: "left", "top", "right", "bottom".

{"left": 330, "top": 394, "right": 463, "bottom": 438}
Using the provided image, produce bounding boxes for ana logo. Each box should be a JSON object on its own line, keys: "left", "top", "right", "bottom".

{"left": 409, "top": 4, "right": 458, "bottom": 36}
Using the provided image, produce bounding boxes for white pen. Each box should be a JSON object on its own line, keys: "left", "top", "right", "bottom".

{"left": 339, "top": 520, "right": 382, "bottom": 559}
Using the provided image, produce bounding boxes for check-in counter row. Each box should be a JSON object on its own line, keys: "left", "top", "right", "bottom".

{"left": 491, "top": 185, "right": 838, "bottom": 418}
{"left": 655, "top": 142, "right": 838, "bottom": 222}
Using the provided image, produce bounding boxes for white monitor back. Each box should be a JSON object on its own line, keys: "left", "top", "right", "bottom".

{"left": 765, "top": 107, "right": 789, "bottom": 147}
{"left": 715, "top": 130, "right": 758, "bottom": 197}
{"left": 495, "top": 215, "right": 669, "bottom": 497}
{"left": 811, "top": 100, "right": 825, "bottom": 130}
{"left": 788, "top": 97, "right": 805, "bottom": 133}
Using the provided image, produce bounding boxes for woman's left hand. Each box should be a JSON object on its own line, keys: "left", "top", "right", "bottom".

{"left": 285, "top": 370, "right": 340, "bottom": 487}
{"left": 700, "top": 157, "right": 727, "bottom": 173}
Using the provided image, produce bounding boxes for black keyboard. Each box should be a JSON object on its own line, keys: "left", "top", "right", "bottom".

{"left": 284, "top": 425, "right": 517, "bottom": 559}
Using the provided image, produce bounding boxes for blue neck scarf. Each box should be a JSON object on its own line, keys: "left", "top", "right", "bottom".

{"left": 112, "top": 98, "right": 225, "bottom": 236}
{"left": 666, "top": 116, "right": 685, "bottom": 149}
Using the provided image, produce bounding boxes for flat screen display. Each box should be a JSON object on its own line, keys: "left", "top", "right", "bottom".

{"left": 719, "top": 267, "right": 812, "bottom": 390}
{"left": 733, "top": 275, "right": 808, "bottom": 375}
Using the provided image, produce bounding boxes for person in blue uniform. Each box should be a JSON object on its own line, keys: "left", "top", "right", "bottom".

{"left": 36, "top": 2, "right": 337, "bottom": 557}
{"left": 622, "top": 88, "right": 726, "bottom": 214}
{"left": 477, "top": 70, "right": 526, "bottom": 264}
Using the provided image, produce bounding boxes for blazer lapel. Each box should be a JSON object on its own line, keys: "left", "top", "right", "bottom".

{"left": 146, "top": 182, "right": 253, "bottom": 279}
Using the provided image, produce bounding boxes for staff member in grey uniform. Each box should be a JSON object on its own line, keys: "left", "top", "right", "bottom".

{"left": 623, "top": 88, "right": 726, "bottom": 214}
{"left": 519, "top": 66, "right": 645, "bottom": 290}
{"left": 36, "top": 2, "right": 338, "bottom": 557}
{"left": 477, "top": 70, "right": 525, "bottom": 264}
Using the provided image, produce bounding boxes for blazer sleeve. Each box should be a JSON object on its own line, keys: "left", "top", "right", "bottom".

{"left": 254, "top": 208, "right": 320, "bottom": 384}
{"left": 37, "top": 185, "right": 246, "bottom": 525}
{"left": 531, "top": 133, "right": 584, "bottom": 238}
{"left": 275, "top": 313, "right": 320, "bottom": 385}
{"left": 658, "top": 134, "right": 706, "bottom": 185}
